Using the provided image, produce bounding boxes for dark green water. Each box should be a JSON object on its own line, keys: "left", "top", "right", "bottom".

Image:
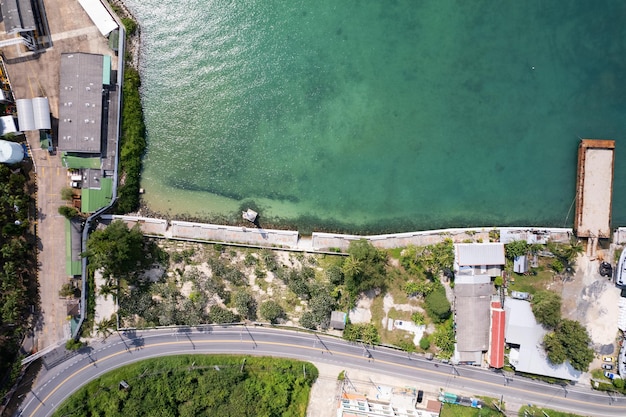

{"left": 125, "top": 0, "right": 626, "bottom": 233}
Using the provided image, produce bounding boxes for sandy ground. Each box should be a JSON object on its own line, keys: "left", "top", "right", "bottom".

{"left": 93, "top": 270, "right": 117, "bottom": 326}
{"left": 560, "top": 251, "right": 622, "bottom": 386}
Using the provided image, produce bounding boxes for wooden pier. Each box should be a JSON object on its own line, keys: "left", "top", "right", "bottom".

{"left": 574, "top": 139, "right": 615, "bottom": 240}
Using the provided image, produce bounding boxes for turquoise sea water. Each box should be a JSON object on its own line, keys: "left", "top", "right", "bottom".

{"left": 124, "top": 0, "right": 626, "bottom": 233}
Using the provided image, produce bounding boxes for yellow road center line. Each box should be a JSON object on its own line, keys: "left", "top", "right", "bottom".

{"left": 29, "top": 339, "right": 621, "bottom": 416}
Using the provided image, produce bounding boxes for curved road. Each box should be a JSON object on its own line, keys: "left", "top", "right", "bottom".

{"left": 16, "top": 326, "right": 626, "bottom": 417}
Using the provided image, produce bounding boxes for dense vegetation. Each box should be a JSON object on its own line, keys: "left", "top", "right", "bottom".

{"left": 85, "top": 220, "right": 165, "bottom": 283}
{"left": 53, "top": 355, "right": 318, "bottom": 417}
{"left": 531, "top": 290, "right": 562, "bottom": 329}
{"left": 0, "top": 163, "right": 36, "bottom": 397}
{"left": 115, "top": 65, "right": 146, "bottom": 214}
{"left": 530, "top": 291, "right": 594, "bottom": 371}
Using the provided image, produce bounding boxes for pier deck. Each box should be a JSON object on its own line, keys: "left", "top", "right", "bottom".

{"left": 575, "top": 139, "right": 615, "bottom": 238}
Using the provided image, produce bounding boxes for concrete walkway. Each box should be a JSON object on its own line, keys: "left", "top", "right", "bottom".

{"left": 101, "top": 215, "right": 573, "bottom": 252}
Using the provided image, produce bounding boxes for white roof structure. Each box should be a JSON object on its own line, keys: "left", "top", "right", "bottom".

{"left": 78, "top": 0, "right": 118, "bottom": 37}
{"left": 504, "top": 298, "right": 581, "bottom": 381}
{"left": 0, "top": 115, "right": 18, "bottom": 135}
{"left": 618, "top": 297, "right": 626, "bottom": 332}
{"left": 456, "top": 243, "right": 505, "bottom": 266}
{"left": 32, "top": 97, "right": 51, "bottom": 130}
{"left": 16, "top": 97, "right": 51, "bottom": 131}
{"left": 16, "top": 98, "right": 35, "bottom": 131}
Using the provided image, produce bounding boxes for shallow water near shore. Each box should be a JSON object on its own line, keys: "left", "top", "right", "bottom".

{"left": 124, "top": 0, "right": 626, "bottom": 233}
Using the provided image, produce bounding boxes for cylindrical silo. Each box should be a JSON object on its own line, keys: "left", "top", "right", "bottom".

{"left": 0, "top": 140, "right": 24, "bottom": 164}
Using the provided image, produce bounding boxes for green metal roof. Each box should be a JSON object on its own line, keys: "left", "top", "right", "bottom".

{"left": 62, "top": 153, "right": 101, "bottom": 169}
{"left": 65, "top": 218, "right": 82, "bottom": 276}
{"left": 81, "top": 177, "right": 113, "bottom": 213}
{"left": 102, "top": 55, "right": 111, "bottom": 85}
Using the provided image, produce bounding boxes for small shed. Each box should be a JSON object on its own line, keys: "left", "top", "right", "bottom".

{"left": 513, "top": 255, "right": 528, "bottom": 274}
{"left": 330, "top": 311, "right": 347, "bottom": 330}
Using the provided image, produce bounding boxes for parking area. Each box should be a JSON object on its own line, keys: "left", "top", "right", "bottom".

{"left": 0, "top": 0, "right": 117, "bottom": 350}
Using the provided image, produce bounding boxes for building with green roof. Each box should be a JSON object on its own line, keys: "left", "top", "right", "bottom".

{"left": 81, "top": 177, "right": 113, "bottom": 213}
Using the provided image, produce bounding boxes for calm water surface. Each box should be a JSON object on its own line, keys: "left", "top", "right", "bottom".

{"left": 124, "top": 0, "right": 626, "bottom": 233}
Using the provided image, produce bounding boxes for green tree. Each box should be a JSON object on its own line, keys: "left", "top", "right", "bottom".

{"left": 305, "top": 284, "right": 336, "bottom": 329}
{"left": 95, "top": 315, "right": 117, "bottom": 338}
{"left": 432, "top": 319, "right": 455, "bottom": 358}
{"left": 342, "top": 323, "right": 380, "bottom": 345}
{"left": 259, "top": 300, "right": 284, "bottom": 323}
{"left": 556, "top": 319, "right": 594, "bottom": 371}
{"left": 419, "top": 336, "right": 431, "bottom": 350}
{"left": 531, "top": 290, "right": 562, "bottom": 329}
{"left": 85, "top": 220, "right": 159, "bottom": 281}
{"left": 59, "top": 282, "right": 77, "bottom": 298}
{"left": 65, "top": 339, "right": 84, "bottom": 351}
{"left": 543, "top": 332, "right": 567, "bottom": 365}
{"left": 543, "top": 319, "right": 594, "bottom": 372}
{"left": 60, "top": 187, "right": 74, "bottom": 201}
{"left": 505, "top": 240, "right": 529, "bottom": 260}
{"left": 58, "top": 205, "right": 79, "bottom": 219}
{"left": 613, "top": 378, "right": 625, "bottom": 389}
{"left": 424, "top": 287, "right": 451, "bottom": 323}
{"left": 342, "top": 239, "right": 387, "bottom": 297}
{"left": 233, "top": 291, "right": 257, "bottom": 320}
{"left": 494, "top": 276, "right": 504, "bottom": 287}
{"left": 207, "top": 305, "right": 238, "bottom": 324}
{"left": 299, "top": 311, "right": 317, "bottom": 329}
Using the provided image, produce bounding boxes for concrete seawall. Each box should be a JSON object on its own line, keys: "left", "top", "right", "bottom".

{"left": 101, "top": 215, "right": 573, "bottom": 252}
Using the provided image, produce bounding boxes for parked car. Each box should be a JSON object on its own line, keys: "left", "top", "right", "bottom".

{"left": 599, "top": 261, "right": 613, "bottom": 278}
{"left": 416, "top": 390, "right": 424, "bottom": 403}
{"left": 602, "top": 364, "right": 613, "bottom": 370}
{"left": 604, "top": 372, "right": 622, "bottom": 380}
{"left": 603, "top": 356, "right": 614, "bottom": 363}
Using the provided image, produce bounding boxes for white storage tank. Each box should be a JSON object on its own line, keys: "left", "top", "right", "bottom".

{"left": 0, "top": 140, "right": 24, "bottom": 164}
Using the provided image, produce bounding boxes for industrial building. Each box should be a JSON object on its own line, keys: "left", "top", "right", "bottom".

{"left": 58, "top": 52, "right": 108, "bottom": 154}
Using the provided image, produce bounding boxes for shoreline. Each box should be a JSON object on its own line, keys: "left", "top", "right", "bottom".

{"left": 114, "top": 1, "right": 614, "bottom": 238}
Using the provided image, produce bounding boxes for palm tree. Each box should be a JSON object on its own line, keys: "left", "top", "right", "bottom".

{"left": 95, "top": 315, "right": 117, "bottom": 339}
{"left": 341, "top": 256, "right": 362, "bottom": 279}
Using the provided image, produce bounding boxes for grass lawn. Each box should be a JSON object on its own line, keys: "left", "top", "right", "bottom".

{"left": 53, "top": 355, "right": 318, "bottom": 417}
{"left": 440, "top": 404, "right": 501, "bottom": 417}
{"left": 518, "top": 405, "right": 589, "bottom": 417}
{"left": 507, "top": 261, "right": 555, "bottom": 294}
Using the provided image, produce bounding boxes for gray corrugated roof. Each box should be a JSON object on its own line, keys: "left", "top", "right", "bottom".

{"left": 456, "top": 243, "right": 505, "bottom": 266}
{"left": 58, "top": 53, "right": 104, "bottom": 153}
{"left": 504, "top": 298, "right": 581, "bottom": 381}
{"left": 0, "top": 0, "right": 35, "bottom": 34}
{"left": 455, "top": 295, "right": 490, "bottom": 352}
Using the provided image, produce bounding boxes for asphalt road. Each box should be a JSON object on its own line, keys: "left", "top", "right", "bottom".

{"left": 16, "top": 326, "right": 626, "bottom": 417}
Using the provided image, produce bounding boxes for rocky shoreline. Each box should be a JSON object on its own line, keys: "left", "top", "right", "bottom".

{"left": 110, "top": 0, "right": 141, "bottom": 69}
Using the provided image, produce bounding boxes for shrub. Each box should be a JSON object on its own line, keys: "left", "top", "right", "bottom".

{"left": 58, "top": 205, "right": 79, "bottom": 219}
{"left": 207, "top": 305, "right": 238, "bottom": 324}
{"left": 419, "top": 336, "right": 431, "bottom": 350}
{"left": 233, "top": 291, "right": 257, "bottom": 320}
{"left": 61, "top": 187, "right": 74, "bottom": 201}
{"left": 424, "top": 288, "right": 451, "bottom": 323}
{"left": 260, "top": 300, "right": 284, "bottom": 323}
{"left": 65, "top": 339, "right": 84, "bottom": 351}
{"left": 121, "top": 17, "right": 137, "bottom": 36}
{"left": 411, "top": 312, "right": 425, "bottom": 325}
